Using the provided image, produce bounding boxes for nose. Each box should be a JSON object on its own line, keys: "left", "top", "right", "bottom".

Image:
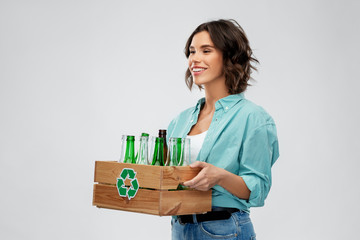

{"left": 189, "top": 52, "right": 201, "bottom": 65}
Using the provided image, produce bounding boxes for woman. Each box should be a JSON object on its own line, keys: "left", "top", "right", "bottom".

{"left": 167, "top": 19, "right": 279, "bottom": 240}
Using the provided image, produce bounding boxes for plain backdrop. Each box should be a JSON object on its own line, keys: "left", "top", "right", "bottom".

{"left": 1, "top": 0, "right": 359, "bottom": 239}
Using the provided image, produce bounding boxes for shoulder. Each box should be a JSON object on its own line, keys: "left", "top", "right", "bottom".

{"left": 238, "top": 98, "right": 280, "bottom": 164}
{"left": 169, "top": 105, "right": 195, "bottom": 125}
{"left": 167, "top": 105, "right": 196, "bottom": 138}
{"left": 237, "top": 98, "right": 276, "bottom": 128}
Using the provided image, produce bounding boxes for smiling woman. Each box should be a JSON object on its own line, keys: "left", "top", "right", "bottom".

{"left": 167, "top": 19, "right": 279, "bottom": 240}
{"left": 188, "top": 32, "right": 225, "bottom": 88}
{"left": 184, "top": 19, "right": 259, "bottom": 94}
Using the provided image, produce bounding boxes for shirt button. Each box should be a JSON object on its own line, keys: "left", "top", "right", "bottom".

{"left": 225, "top": 106, "right": 229, "bottom": 110}
{"left": 190, "top": 119, "right": 193, "bottom": 123}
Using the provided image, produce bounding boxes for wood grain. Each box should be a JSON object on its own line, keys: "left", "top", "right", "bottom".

{"left": 93, "top": 161, "right": 212, "bottom": 216}
{"left": 161, "top": 166, "right": 202, "bottom": 189}
{"left": 94, "top": 161, "right": 202, "bottom": 190}
{"left": 93, "top": 184, "right": 160, "bottom": 215}
{"left": 94, "top": 161, "right": 162, "bottom": 189}
{"left": 93, "top": 184, "right": 212, "bottom": 216}
{"left": 159, "top": 189, "right": 212, "bottom": 216}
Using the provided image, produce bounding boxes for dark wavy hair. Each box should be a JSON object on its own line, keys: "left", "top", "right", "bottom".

{"left": 184, "top": 19, "right": 259, "bottom": 94}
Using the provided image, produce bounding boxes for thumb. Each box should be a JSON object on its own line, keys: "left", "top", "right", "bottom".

{"left": 189, "top": 161, "right": 207, "bottom": 168}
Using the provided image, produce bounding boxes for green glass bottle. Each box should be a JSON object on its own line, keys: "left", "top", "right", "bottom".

{"left": 176, "top": 138, "right": 183, "bottom": 166}
{"left": 151, "top": 137, "right": 164, "bottom": 166}
{"left": 123, "top": 135, "right": 136, "bottom": 164}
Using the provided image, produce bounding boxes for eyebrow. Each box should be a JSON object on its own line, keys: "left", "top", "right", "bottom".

{"left": 189, "top": 44, "right": 215, "bottom": 49}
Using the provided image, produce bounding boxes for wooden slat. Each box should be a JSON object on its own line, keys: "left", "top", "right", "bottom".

{"left": 94, "top": 161, "right": 163, "bottom": 189}
{"left": 93, "top": 161, "right": 212, "bottom": 216}
{"left": 93, "top": 184, "right": 161, "bottom": 215}
{"left": 159, "top": 190, "right": 212, "bottom": 216}
{"left": 93, "top": 183, "right": 212, "bottom": 216}
{"left": 94, "top": 161, "right": 202, "bottom": 190}
{"left": 161, "top": 166, "right": 202, "bottom": 189}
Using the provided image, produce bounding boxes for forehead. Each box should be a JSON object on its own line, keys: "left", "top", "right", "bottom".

{"left": 190, "top": 31, "right": 214, "bottom": 48}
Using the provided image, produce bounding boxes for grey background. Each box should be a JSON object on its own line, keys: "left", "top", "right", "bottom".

{"left": 1, "top": 0, "right": 359, "bottom": 239}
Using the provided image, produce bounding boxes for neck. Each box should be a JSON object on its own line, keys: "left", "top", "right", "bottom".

{"left": 202, "top": 81, "right": 229, "bottom": 112}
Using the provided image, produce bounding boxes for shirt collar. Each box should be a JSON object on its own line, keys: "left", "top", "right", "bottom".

{"left": 217, "top": 93, "right": 245, "bottom": 112}
{"left": 194, "top": 97, "right": 206, "bottom": 113}
{"left": 193, "top": 93, "right": 245, "bottom": 113}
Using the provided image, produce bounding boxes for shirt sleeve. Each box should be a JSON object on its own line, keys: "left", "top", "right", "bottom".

{"left": 239, "top": 123, "right": 279, "bottom": 208}
{"left": 166, "top": 118, "right": 176, "bottom": 142}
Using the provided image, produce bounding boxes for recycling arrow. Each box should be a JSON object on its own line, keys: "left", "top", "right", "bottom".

{"left": 116, "top": 168, "right": 139, "bottom": 200}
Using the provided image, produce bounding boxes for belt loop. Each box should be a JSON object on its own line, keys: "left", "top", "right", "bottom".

{"left": 192, "top": 214, "right": 198, "bottom": 224}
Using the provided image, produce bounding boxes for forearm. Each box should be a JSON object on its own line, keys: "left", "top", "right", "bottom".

{"left": 218, "top": 169, "right": 250, "bottom": 200}
{"left": 183, "top": 161, "right": 251, "bottom": 200}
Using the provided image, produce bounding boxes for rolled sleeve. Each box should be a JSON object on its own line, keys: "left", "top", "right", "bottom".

{"left": 239, "top": 123, "right": 279, "bottom": 207}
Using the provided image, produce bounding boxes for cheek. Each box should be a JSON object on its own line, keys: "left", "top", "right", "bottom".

{"left": 213, "top": 59, "right": 223, "bottom": 74}
{"left": 217, "top": 58, "right": 224, "bottom": 73}
{"left": 188, "top": 58, "right": 192, "bottom": 69}
{"left": 209, "top": 55, "right": 222, "bottom": 68}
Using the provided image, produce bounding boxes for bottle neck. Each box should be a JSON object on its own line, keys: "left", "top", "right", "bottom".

{"left": 159, "top": 130, "right": 167, "bottom": 138}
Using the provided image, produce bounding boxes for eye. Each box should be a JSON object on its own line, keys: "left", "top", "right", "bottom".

{"left": 203, "top": 49, "right": 211, "bottom": 53}
{"left": 189, "top": 50, "right": 195, "bottom": 54}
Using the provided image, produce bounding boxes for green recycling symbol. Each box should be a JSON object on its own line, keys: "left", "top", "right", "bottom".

{"left": 116, "top": 168, "right": 139, "bottom": 200}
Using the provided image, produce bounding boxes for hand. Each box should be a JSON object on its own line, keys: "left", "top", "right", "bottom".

{"left": 182, "top": 161, "right": 225, "bottom": 191}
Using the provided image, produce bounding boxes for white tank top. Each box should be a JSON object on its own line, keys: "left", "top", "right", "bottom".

{"left": 187, "top": 130, "right": 208, "bottom": 162}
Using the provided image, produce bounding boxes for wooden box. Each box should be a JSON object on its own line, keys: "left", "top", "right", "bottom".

{"left": 93, "top": 161, "right": 212, "bottom": 216}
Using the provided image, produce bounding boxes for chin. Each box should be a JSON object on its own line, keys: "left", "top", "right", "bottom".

{"left": 194, "top": 79, "right": 205, "bottom": 86}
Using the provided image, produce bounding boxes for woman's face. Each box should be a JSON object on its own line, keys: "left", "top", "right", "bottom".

{"left": 188, "top": 31, "right": 225, "bottom": 87}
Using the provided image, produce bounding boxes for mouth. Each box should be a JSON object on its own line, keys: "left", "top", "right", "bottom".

{"left": 191, "top": 67, "right": 207, "bottom": 75}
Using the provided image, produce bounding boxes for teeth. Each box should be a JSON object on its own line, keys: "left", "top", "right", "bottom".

{"left": 193, "top": 68, "right": 206, "bottom": 72}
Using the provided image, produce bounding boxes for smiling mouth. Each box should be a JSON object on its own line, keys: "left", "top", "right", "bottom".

{"left": 192, "top": 67, "right": 207, "bottom": 73}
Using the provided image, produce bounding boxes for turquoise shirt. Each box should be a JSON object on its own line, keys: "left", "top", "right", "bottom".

{"left": 167, "top": 93, "right": 279, "bottom": 212}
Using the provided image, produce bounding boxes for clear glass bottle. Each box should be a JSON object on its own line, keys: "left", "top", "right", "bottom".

{"left": 119, "top": 135, "right": 127, "bottom": 163}
{"left": 136, "top": 133, "right": 149, "bottom": 165}
{"left": 180, "top": 138, "right": 191, "bottom": 166}
{"left": 167, "top": 137, "right": 191, "bottom": 166}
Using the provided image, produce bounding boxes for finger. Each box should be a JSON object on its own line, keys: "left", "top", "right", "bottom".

{"left": 183, "top": 168, "right": 206, "bottom": 187}
{"left": 191, "top": 178, "right": 209, "bottom": 190}
{"left": 191, "top": 178, "right": 212, "bottom": 191}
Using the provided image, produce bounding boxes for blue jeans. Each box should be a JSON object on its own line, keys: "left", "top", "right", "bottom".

{"left": 171, "top": 210, "right": 256, "bottom": 240}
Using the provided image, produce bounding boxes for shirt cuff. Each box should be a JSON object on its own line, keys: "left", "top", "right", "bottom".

{"left": 241, "top": 175, "right": 265, "bottom": 207}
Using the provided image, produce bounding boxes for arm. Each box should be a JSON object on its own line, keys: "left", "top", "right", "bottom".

{"left": 183, "top": 123, "right": 279, "bottom": 206}
{"left": 182, "top": 161, "right": 251, "bottom": 200}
